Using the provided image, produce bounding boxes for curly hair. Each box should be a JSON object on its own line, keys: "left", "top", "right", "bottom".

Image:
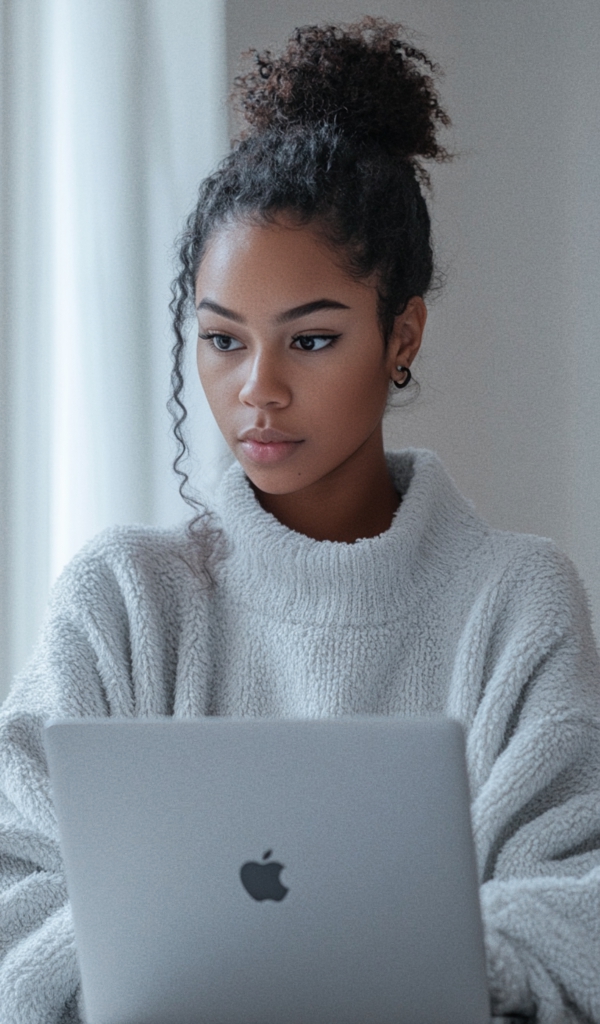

{"left": 168, "top": 16, "right": 452, "bottom": 531}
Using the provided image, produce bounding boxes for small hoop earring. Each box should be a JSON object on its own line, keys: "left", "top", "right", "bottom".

{"left": 393, "top": 366, "right": 412, "bottom": 390}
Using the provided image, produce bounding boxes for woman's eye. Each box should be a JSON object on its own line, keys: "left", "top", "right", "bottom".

{"left": 199, "top": 333, "right": 243, "bottom": 352}
{"left": 292, "top": 335, "right": 339, "bottom": 351}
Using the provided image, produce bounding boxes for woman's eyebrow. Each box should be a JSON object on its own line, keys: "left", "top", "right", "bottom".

{"left": 196, "top": 299, "right": 245, "bottom": 322}
{"left": 275, "top": 299, "right": 350, "bottom": 323}
{"left": 195, "top": 297, "right": 350, "bottom": 323}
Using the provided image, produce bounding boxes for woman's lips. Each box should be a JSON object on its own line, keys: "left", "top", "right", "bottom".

{"left": 240, "top": 439, "right": 304, "bottom": 464}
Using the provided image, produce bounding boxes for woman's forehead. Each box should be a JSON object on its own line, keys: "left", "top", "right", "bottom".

{"left": 195, "top": 215, "right": 377, "bottom": 309}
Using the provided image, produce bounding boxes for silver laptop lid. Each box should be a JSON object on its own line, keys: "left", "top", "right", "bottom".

{"left": 44, "top": 716, "right": 491, "bottom": 1024}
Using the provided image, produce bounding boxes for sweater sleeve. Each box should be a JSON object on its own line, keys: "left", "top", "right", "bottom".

{"left": 0, "top": 537, "right": 148, "bottom": 1024}
{"left": 452, "top": 540, "right": 600, "bottom": 1024}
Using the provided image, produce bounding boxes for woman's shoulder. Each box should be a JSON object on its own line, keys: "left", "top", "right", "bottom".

{"left": 481, "top": 525, "right": 597, "bottom": 641}
{"left": 459, "top": 493, "right": 593, "bottom": 632}
{"left": 57, "top": 521, "right": 196, "bottom": 576}
{"left": 49, "top": 518, "right": 223, "bottom": 620}
{"left": 395, "top": 447, "right": 595, "bottom": 624}
{"left": 69, "top": 521, "right": 203, "bottom": 567}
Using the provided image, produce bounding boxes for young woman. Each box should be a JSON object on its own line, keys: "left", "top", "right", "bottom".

{"left": 1, "top": 18, "right": 599, "bottom": 1024}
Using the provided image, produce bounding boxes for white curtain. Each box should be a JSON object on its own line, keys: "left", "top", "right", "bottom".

{"left": 0, "top": 0, "right": 232, "bottom": 702}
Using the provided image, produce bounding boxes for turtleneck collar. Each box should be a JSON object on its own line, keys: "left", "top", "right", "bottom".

{"left": 210, "top": 449, "right": 487, "bottom": 626}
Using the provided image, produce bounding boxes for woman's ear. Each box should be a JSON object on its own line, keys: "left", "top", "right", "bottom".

{"left": 387, "top": 296, "right": 427, "bottom": 371}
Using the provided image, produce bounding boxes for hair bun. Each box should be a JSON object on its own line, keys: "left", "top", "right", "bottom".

{"left": 233, "top": 16, "right": 451, "bottom": 164}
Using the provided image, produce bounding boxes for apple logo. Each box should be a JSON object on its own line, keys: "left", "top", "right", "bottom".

{"left": 240, "top": 850, "right": 289, "bottom": 902}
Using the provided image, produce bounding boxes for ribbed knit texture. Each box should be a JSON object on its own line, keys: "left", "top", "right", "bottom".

{"left": 1, "top": 449, "right": 599, "bottom": 1023}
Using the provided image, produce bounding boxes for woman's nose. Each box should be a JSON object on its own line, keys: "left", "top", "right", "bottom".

{"left": 238, "top": 351, "right": 292, "bottom": 409}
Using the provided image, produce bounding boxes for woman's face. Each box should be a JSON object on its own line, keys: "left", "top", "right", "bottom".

{"left": 195, "top": 213, "right": 425, "bottom": 498}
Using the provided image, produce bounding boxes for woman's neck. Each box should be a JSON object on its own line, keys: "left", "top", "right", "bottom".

{"left": 251, "top": 435, "right": 400, "bottom": 543}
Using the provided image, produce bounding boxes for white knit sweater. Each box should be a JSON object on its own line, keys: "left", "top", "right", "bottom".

{"left": 1, "top": 449, "right": 599, "bottom": 1024}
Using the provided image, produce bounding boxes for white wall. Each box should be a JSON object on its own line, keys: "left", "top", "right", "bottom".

{"left": 225, "top": 0, "right": 600, "bottom": 638}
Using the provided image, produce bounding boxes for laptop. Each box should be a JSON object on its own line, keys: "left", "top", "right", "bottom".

{"left": 44, "top": 715, "right": 493, "bottom": 1024}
